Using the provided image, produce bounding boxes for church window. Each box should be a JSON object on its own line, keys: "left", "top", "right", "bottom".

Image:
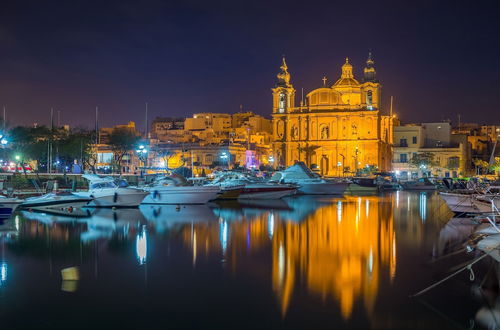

{"left": 367, "top": 90, "right": 373, "bottom": 110}
{"left": 278, "top": 93, "right": 286, "bottom": 113}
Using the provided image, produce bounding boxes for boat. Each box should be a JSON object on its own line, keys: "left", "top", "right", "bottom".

{"left": 76, "top": 174, "right": 148, "bottom": 207}
{"left": 346, "top": 177, "right": 379, "bottom": 194}
{"left": 208, "top": 172, "right": 297, "bottom": 199}
{"left": 401, "top": 177, "right": 437, "bottom": 191}
{"left": 270, "top": 162, "right": 348, "bottom": 195}
{"left": 141, "top": 176, "right": 220, "bottom": 204}
{"left": 439, "top": 192, "right": 500, "bottom": 214}
{"left": 20, "top": 192, "right": 93, "bottom": 215}
{"left": 0, "top": 196, "right": 23, "bottom": 218}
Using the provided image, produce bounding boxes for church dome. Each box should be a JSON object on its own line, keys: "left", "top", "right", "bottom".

{"left": 333, "top": 77, "right": 360, "bottom": 86}
{"left": 333, "top": 57, "right": 360, "bottom": 87}
{"left": 307, "top": 88, "right": 344, "bottom": 106}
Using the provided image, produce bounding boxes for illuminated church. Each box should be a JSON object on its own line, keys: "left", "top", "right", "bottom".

{"left": 271, "top": 54, "right": 394, "bottom": 176}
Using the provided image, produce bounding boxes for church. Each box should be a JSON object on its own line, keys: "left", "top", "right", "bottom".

{"left": 271, "top": 54, "right": 394, "bottom": 176}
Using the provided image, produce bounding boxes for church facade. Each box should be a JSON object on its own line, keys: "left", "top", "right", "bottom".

{"left": 271, "top": 54, "right": 394, "bottom": 176}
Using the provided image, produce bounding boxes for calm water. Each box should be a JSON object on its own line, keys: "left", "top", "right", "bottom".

{"left": 0, "top": 192, "right": 495, "bottom": 329}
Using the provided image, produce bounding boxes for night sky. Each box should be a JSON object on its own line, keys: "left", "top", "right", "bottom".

{"left": 1, "top": 0, "right": 499, "bottom": 129}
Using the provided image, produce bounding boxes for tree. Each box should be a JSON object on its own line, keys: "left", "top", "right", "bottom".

{"left": 108, "top": 128, "right": 140, "bottom": 173}
{"left": 409, "top": 152, "right": 437, "bottom": 169}
{"left": 8, "top": 126, "right": 51, "bottom": 175}
{"left": 57, "top": 128, "right": 94, "bottom": 173}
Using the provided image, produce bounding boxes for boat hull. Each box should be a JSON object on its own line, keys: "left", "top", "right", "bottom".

{"left": 0, "top": 200, "right": 22, "bottom": 218}
{"left": 297, "top": 182, "right": 348, "bottom": 195}
{"left": 79, "top": 188, "right": 148, "bottom": 207}
{"left": 440, "top": 192, "right": 500, "bottom": 213}
{"left": 238, "top": 187, "right": 296, "bottom": 200}
{"left": 142, "top": 186, "right": 220, "bottom": 204}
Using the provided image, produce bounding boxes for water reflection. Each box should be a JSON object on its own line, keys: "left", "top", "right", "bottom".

{"left": 181, "top": 195, "right": 398, "bottom": 319}
{"left": 2, "top": 192, "right": 459, "bottom": 328}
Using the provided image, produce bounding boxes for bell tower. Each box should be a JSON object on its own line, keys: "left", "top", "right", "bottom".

{"left": 272, "top": 57, "right": 295, "bottom": 114}
{"left": 361, "top": 52, "right": 381, "bottom": 110}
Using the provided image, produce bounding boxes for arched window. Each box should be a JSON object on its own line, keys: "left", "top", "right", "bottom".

{"left": 366, "top": 90, "right": 373, "bottom": 110}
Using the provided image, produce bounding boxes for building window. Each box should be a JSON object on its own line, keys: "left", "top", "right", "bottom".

{"left": 447, "top": 157, "right": 460, "bottom": 169}
{"left": 400, "top": 138, "right": 408, "bottom": 147}
{"left": 412, "top": 136, "right": 417, "bottom": 144}
{"left": 400, "top": 153, "right": 408, "bottom": 163}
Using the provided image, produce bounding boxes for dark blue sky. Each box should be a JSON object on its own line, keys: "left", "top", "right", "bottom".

{"left": 0, "top": 0, "right": 499, "bottom": 129}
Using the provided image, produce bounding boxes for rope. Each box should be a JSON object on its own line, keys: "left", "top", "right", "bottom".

{"left": 410, "top": 253, "right": 489, "bottom": 298}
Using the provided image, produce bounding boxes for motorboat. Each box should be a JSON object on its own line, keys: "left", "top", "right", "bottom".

{"left": 141, "top": 176, "right": 221, "bottom": 204}
{"left": 20, "top": 192, "right": 93, "bottom": 215}
{"left": 77, "top": 174, "right": 148, "bottom": 208}
{"left": 401, "top": 178, "right": 437, "bottom": 191}
{"left": 439, "top": 192, "right": 500, "bottom": 214}
{"left": 208, "top": 171, "right": 297, "bottom": 199}
{"left": 0, "top": 196, "right": 23, "bottom": 218}
{"left": 346, "top": 177, "right": 379, "bottom": 194}
{"left": 271, "top": 162, "right": 348, "bottom": 195}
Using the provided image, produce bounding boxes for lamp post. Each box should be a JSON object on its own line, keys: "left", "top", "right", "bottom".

{"left": 220, "top": 152, "right": 229, "bottom": 169}
{"left": 135, "top": 145, "right": 148, "bottom": 177}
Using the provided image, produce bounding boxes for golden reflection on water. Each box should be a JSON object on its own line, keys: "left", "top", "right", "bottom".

{"left": 183, "top": 195, "right": 397, "bottom": 319}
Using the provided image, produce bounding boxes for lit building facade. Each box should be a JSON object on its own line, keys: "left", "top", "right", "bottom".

{"left": 393, "top": 122, "right": 471, "bottom": 178}
{"left": 271, "top": 55, "right": 394, "bottom": 176}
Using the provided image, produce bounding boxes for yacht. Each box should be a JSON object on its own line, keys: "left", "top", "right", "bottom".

{"left": 77, "top": 174, "right": 148, "bottom": 207}
{"left": 142, "top": 176, "right": 221, "bottom": 204}
{"left": 208, "top": 172, "right": 297, "bottom": 199}
{"left": 271, "top": 162, "right": 348, "bottom": 195}
{"left": 0, "top": 196, "right": 23, "bottom": 218}
{"left": 20, "top": 192, "right": 93, "bottom": 215}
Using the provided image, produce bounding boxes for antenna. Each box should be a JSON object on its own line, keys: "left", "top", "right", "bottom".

{"left": 390, "top": 96, "right": 394, "bottom": 117}
{"left": 57, "top": 110, "right": 61, "bottom": 127}
{"left": 145, "top": 102, "right": 148, "bottom": 138}
{"left": 95, "top": 107, "right": 99, "bottom": 145}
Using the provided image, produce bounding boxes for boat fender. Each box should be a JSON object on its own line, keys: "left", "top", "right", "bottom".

{"left": 153, "top": 190, "right": 159, "bottom": 199}
{"left": 113, "top": 192, "right": 118, "bottom": 203}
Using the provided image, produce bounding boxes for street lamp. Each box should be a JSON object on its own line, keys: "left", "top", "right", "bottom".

{"left": 220, "top": 152, "right": 229, "bottom": 169}
{"left": 135, "top": 145, "right": 148, "bottom": 177}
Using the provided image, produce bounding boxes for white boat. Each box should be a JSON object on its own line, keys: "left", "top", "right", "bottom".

{"left": 0, "top": 196, "right": 23, "bottom": 218}
{"left": 20, "top": 192, "right": 93, "bottom": 215}
{"left": 142, "top": 176, "right": 220, "bottom": 204}
{"left": 208, "top": 172, "right": 297, "bottom": 199}
{"left": 271, "top": 162, "right": 348, "bottom": 195}
{"left": 77, "top": 174, "right": 148, "bottom": 208}
{"left": 440, "top": 192, "right": 500, "bottom": 214}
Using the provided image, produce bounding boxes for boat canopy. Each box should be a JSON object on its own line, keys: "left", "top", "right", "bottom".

{"left": 272, "top": 162, "right": 318, "bottom": 181}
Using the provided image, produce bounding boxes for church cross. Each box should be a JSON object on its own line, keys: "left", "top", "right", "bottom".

{"left": 322, "top": 76, "right": 327, "bottom": 86}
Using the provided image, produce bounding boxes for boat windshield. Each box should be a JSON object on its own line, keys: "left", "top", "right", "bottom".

{"left": 90, "top": 182, "right": 117, "bottom": 189}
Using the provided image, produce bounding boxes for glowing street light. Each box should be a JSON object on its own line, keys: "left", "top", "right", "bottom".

{"left": 14, "top": 155, "right": 20, "bottom": 161}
